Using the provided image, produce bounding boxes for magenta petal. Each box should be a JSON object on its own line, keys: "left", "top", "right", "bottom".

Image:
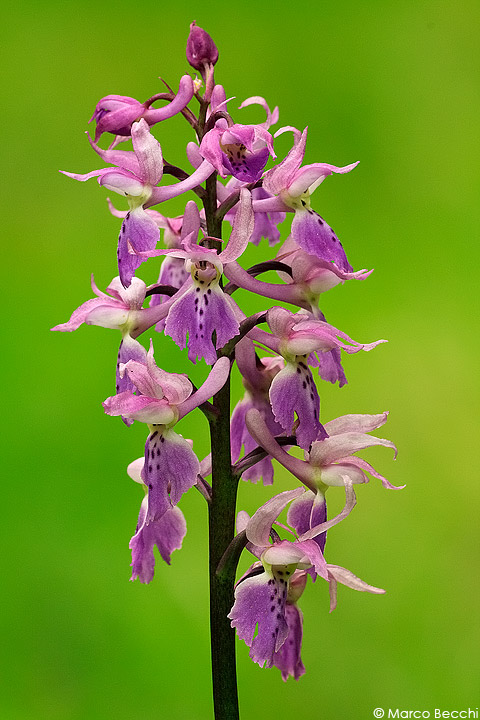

{"left": 228, "top": 571, "right": 289, "bottom": 668}
{"left": 273, "top": 603, "right": 306, "bottom": 681}
{"left": 324, "top": 412, "right": 389, "bottom": 436}
{"left": 143, "top": 429, "right": 200, "bottom": 524}
{"left": 269, "top": 363, "right": 326, "bottom": 450}
{"left": 165, "top": 285, "right": 239, "bottom": 365}
{"left": 291, "top": 208, "right": 352, "bottom": 272}
{"left": 118, "top": 207, "right": 160, "bottom": 287}
{"left": 130, "top": 498, "right": 187, "bottom": 583}
{"left": 143, "top": 75, "right": 194, "bottom": 126}
{"left": 318, "top": 348, "right": 347, "bottom": 387}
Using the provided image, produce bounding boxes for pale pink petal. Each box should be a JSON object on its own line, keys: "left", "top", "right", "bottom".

{"left": 324, "top": 412, "right": 389, "bottom": 436}
{"left": 288, "top": 161, "right": 359, "bottom": 197}
{"left": 131, "top": 119, "right": 164, "bottom": 186}
{"left": 102, "top": 392, "right": 175, "bottom": 424}
{"left": 246, "top": 488, "right": 305, "bottom": 547}
{"left": 309, "top": 431, "right": 397, "bottom": 466}
{"left": 297, "top": 479, "right": 356, "bottom": 541}
{"left": 219, "top": 188, "right": 254, "bottom": 264}
{"left": 262, "top": 127, "right": 307, "bottom": 196}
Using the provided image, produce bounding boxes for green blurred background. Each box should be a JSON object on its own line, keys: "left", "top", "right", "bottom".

{"left": 2, "top": 0, "right": 479, "bottom": 718}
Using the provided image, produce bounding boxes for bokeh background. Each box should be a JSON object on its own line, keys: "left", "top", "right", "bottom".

{"left": 2, "top": 0, "right": 479, "bottom": 718}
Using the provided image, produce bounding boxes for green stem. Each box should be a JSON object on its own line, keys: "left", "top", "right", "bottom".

{"left": 201, "top": 108, "right": 241, "bottom": 717}
{"left": 208, "top": 376, "right": 240, "bottom": 720}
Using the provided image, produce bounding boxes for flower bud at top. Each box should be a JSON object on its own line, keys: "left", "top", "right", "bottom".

{"left": 186, "top": 21, "right": 218, "bottom": 71}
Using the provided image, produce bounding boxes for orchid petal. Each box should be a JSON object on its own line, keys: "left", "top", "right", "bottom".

{"left": 291, "top": 209, "right": 352, "bottom": 272}
{"left": 309, "top": 431, "right": 397, "bottom": 466}
{"left": 339, "top": 455, "right": 405, "bottom": 490}
{"left": 118, "top": 207, "right": 160, "bottom": 287}
{"left": 102, "top": 392, "right": 176, "bottom": 424}
{"left": 297, "top": 479, "right": 356, "bottom": 541}
{"left": 246, "top": 487, "right": 305, "bottom": 547}
{"left": 130, "top": 501, "right": 187, "bottom": 582}
{"left": 324, "top": 412, "right": 389, "bottom": 436}
{"left": 263, "top": 127, "right": 307, "bottom": 196}
{"left": 143, "top": 429, "right": 199, "bottom": 523}
{"left": 178, "top": 356, "right": 230, "bottom": 418}
{"left": 131, "top": 119, "right": 164, "bottom": 186}
{"left": 86, "top": 132, "right": 140, "bottom": 175}
{"left": 228, "top": 571, "right": 289, "bottom": 668}
{"left": 219, "top": 188, "right": 254, "bottom": 264}
{"left": 273, "top": 603, "right": 305, "bottom": 681}
{"left": 288, "top": 161, "right": 359, "bottom": 198}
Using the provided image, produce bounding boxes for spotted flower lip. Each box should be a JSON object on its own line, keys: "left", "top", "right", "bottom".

{"left": 228, "top": 488, "right": 328, "bottom": 672}
{"left": 127, "top": 457, "right": 187, "bottom": 583}
{"left": 259, "top": 127, "right": 359, "bottom": 270}
{"left": 199, "top": 119, "right": 276, "bottom": 183}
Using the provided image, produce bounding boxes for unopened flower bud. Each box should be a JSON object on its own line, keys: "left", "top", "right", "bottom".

{"left": 186, "top": 22, "right": 218, "bottom": 71}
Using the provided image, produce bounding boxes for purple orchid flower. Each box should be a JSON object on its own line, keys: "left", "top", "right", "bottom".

{"left": 130, "top": 190, "right": 254, "bottom": 364}
{"left": 245, "top": 408, "right": 403, "bottom": 521}
{"left": 61, "top": 119, "right": 214, "bottom": 286}
{"left": 231, "top": 338, "right": 285, "bottom": 485}
{"left": 247, "top": 306, "right": 386, "bottom": 449}
{"left": 228, "top": 488, "right": 327, "bottom": 674}
{"left": 262, "top": 127, "right": 359, "bottom": 270}
{"left": 230, "top": 481, "right": 386, "bottom": 678}
{"left": 126, "top": 457, "right": 187, "bottom": 583}
{"left": 103, "top": 343, "right": 230, "bottom": 522}
{"left": 90, "top": 75, "right": 195, "bottom": 141}
{"left": 199, "top": 118, "right": 276, "bottom": 183}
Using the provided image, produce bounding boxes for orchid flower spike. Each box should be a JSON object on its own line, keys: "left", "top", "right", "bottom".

{"left": 262, "top": 127, "right": 359, "bottom": 270}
